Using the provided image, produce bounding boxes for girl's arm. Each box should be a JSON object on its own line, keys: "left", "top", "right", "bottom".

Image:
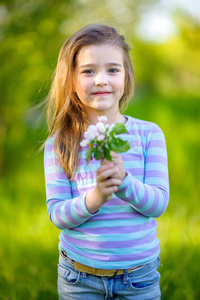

{"left": 44, "top": 138, "right": 121, "bottom": 230}
{"left": 112, "top": 124, "right": 169, "bottom": 218}
{"left": 44, "top": 138, "right": 94, "bottom": 230}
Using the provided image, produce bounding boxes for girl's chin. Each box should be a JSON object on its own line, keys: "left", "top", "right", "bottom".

{"left": 87, "top": 103, "right": 112, "bottom": 111}
{"left": 84, "top": 100, "right": 119, "bottom": 114}
{"left": 93, "top": 106, "right": 113, "bottom": 113}
{"left": 93, "top": 102, "right": 118, "bottom": 112}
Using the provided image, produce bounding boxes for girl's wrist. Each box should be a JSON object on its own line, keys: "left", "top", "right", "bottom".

{"left": 85, "top": 189, "right": 104, "bottom": 214}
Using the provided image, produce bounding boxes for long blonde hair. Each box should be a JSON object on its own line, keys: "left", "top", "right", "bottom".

{"left": 46, "top": 24, "right": 134, "bottom": 180}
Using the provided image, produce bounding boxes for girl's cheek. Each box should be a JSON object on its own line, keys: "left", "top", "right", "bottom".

{"left": 80, "top": 81, "right": 90, "bottom": 93}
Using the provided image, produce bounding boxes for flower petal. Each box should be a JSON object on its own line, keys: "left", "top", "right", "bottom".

{"left": 96, "top": 122, "right": 106, "bottom": 133}
{"left": 80, "top": 139, "right": 89, "bottom": 147}
{"left": 97, "top": 116, "right": 108, "bottom": 122}
{"left": 85, "top": 125, "right": 98, "bottom": 140}
{"left": 97, "top": 134, "right": 105, "bottom": 141}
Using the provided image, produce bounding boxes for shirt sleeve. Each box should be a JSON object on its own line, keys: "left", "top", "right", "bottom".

{"left": 115, "top": 124, "right": 169, "bottom": 218}
{"left": 44, "top": 137, "right": 96, "bottom": 230}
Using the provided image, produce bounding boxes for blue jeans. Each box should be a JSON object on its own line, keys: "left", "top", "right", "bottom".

{"left": 57, "top": 254, "right": 161, "bottom": 300}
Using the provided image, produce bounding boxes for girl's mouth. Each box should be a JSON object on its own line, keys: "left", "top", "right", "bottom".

{"left": 92, "top": 91, "right": 111, "bottom": 96}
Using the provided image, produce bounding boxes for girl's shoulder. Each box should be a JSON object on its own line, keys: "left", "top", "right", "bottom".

{"left": 45, "top": 133, "right": 57, "bottom": 146}
{"left": 44, "top": 135, "right": 56, "bottom": 155}
{"left": 45, "top": 135, "right": 55, "bottom": 145}
{"left": 125, "top": 115, "right": 166, "bottom": 149}
{"left": 125, "top": 115, "right": 162, "bottom": 133}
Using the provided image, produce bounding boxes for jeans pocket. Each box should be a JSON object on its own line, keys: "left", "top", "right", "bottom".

{"left": 128, "top": 258, "right": 161, "bottom": 293}
{"left": 129, "top": 276, "right": 160, "bottom": 292}
{"left": 58, "top": 264, "right": 80, "bottom": 286}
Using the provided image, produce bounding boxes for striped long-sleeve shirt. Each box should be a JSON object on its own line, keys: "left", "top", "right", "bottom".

{"left": 44, "top": 115, "right": 169, "bottom": 269}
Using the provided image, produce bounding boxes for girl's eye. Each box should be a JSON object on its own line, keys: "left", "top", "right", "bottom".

{"left": 108, "top": 68, "right": 119, "bottom": 73}
{"left": 83, "top": 69, "right": 94, "bottom": 74}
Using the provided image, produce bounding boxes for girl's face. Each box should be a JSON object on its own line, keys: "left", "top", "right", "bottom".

{"left": 74, "top": 44, "right": 125, "bottom": 120}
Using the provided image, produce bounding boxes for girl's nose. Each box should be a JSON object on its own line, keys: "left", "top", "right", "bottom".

{"left": 95, "top": 73, "right": 108, "bottom": 86}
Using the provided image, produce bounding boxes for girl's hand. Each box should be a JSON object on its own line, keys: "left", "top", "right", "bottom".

{"left": 85, "top": 160, "right": 122, "bottom": 214}
{"left": 85, "top": 152, "right": 126, "bottom": 214}
{"left": 101, "top": 151, "right": 126, "bottom": 182}
{"left": 95, "top": 161, "right": 122, "bottom": 204}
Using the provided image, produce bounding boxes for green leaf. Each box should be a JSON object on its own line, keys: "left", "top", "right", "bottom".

{"left": 103, "top": 145, "right": 112, "bottom": 161}
{"left": 110, "top": 138, "right": 131, "bottom": 153}
{"left": 86, "top": 147, "right": 95, "bottom": 163}
{"left": 94, "top": 147, "right": 102, "bottom": 160}
{"left": 112, "top": 123, "right": 129, "bottom": 135}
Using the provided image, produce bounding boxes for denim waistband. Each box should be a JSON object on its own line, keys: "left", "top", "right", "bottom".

{"left": 59, "top": 250, "right": 144, "bottom": 277}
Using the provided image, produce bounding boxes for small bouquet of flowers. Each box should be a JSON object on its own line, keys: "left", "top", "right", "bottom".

{"left": 80, "top": 116, "right": 130, "bottom": 162}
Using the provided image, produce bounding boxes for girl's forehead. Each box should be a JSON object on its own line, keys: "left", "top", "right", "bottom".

{"left": 76, "top": 44, "right": 124, "bottom": 64}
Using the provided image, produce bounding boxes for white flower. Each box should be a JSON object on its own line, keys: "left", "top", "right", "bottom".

{"left": 97, "top": 134, "right": 105, "bottom": 141}
{"left": 96, "top": 122, "right": 106, "bottom": 133}
{"left": 84, "top": 125, "right": 98, "bottom": 141}
{"left": 80, "top": 115, "right": 130, "bottom": 162}
{"left": 97, "top": 116, "right": 108, "bottom": 122}
{"left": 80, "top": 139, "right": 89, "bottom": 147}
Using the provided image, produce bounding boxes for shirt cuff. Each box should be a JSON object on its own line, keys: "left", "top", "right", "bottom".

{"left": 117, "top": 170, "right": 130, "bottom": 192}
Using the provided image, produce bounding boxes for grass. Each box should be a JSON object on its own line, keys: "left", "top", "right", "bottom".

{"left": 158, "top": 213, "right": 200, "bottom": 299}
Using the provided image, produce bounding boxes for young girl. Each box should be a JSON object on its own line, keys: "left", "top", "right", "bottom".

{"left": 44, "top": 24, "right": 169, "bottom": 300}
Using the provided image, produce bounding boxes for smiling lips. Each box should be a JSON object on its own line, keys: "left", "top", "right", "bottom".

{"left": 92, "top": 91, "right": 112, "bottom": 96}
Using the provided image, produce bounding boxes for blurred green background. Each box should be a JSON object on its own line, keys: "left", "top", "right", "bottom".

{"left": 0, "top": 0, "right": 199, "bottom": 299}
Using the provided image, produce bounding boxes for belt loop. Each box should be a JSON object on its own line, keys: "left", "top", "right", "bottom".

{"left": 123, "top": 269, "right": 129, "bottom": 284}
{"left": 82, "top": 272, "right": 87, "bottom": 278}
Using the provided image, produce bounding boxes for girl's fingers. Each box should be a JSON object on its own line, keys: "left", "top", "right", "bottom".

{"left": 100, "top": 185, "right": 118, "bottom": 198}
{"left": 97, "top": 162, "right": 116, "bottom": 174}
{"left": 102, "top": 177, "right": 122, "bottom": 187}
{"left": 96, "top": 155, "right": 124, "bottom": 202}
{"left": 104, "top": 186, "right": 118, "bottom": 195}
{"left": 97, "top": 166, "right": 119, "bottom": 181}
{"left": 101, "top": 153, "right": 123, "bottom": 168}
